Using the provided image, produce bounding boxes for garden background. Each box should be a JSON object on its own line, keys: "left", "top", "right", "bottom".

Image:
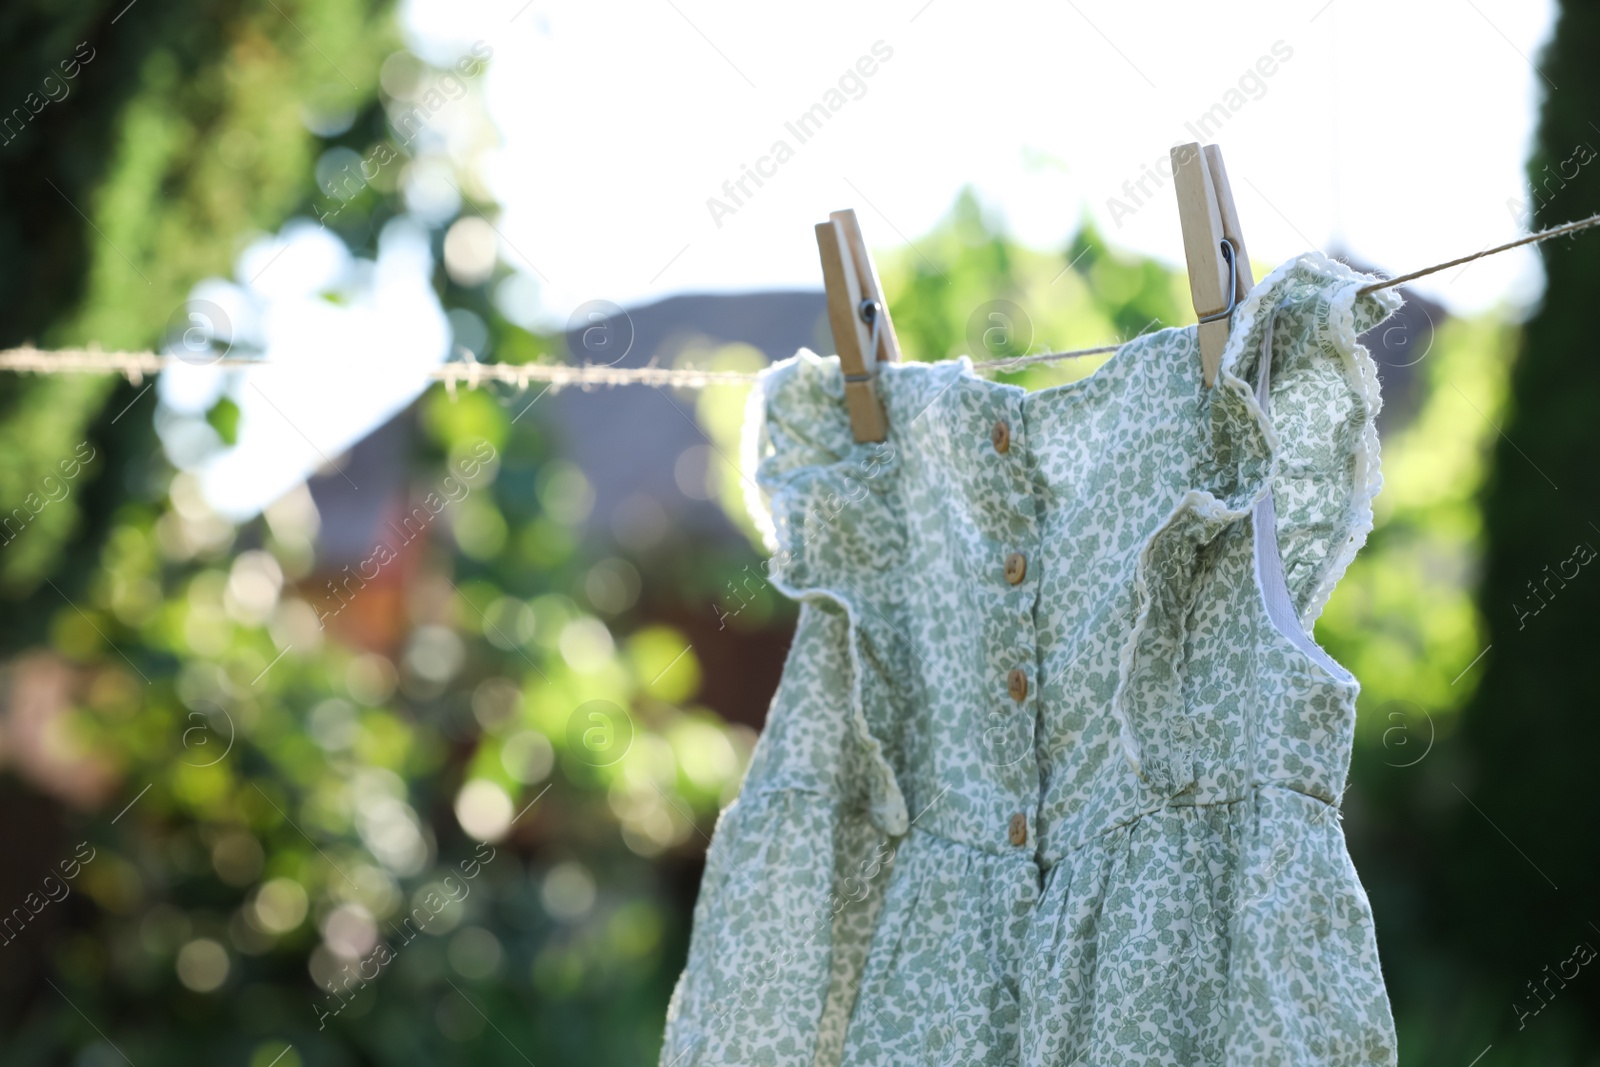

{"left": 0, "top": 1, "right": 1597, "bottom": 1064}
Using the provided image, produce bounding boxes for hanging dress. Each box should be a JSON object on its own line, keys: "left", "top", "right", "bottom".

{"left": 659, "top": 252, "right": 1403, "bottom": 1067}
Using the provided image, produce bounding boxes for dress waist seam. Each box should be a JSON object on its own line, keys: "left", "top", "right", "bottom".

{"left": 893, "top": 782, "right": 1339, "bottom": 868}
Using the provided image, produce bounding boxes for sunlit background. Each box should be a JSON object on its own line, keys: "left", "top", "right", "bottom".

{"left": 1, "top": 0, "right": 1597, "bottom": 1064}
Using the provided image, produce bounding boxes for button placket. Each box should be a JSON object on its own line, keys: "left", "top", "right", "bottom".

{"left": 986, "top": 391, "right": 1041, "bottom": 852}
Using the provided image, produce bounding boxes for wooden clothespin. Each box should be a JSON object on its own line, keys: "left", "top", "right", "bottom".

{"left": 1172, "top": 143, "right": 1254, "bottom": 388}
{"left": 815, "top": 208, "right": 901, "bottom": 442}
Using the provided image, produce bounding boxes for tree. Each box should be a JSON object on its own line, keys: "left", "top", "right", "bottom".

{"left": 1357, "top": 5, "right": 1600, "bottom": 1062}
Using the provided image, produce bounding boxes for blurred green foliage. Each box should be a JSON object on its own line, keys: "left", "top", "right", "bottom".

{"left": 880, "top": 189, "right": 1189, "bottom": 380}
{"left": 0, "top": 0, "right": 395, "bottom": 604}
{"left": 0, "top": 3, "right": 751, "bottom": 1064}
{"left": 1359, "top": 1, "right": 1600, "bottom": 1062}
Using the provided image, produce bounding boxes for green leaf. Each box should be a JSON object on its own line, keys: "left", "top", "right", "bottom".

{"left": 205, "top": 395, "right": 240, "bottom": 446}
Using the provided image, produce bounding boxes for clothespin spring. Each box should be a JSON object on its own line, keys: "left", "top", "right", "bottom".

{"left": 1197, "top": 239, "right": 1240, "bottom": 326}
{"left": 844, "top": 299, "right": 884, "bottom": 384}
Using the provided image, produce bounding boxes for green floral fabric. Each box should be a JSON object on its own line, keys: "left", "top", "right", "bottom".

{"left": 661, "top": 253, "right": 1403, "bottom": 1066}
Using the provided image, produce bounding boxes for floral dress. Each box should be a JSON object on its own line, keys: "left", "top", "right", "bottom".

{"left": 660, "top": 253, "right": 1403, "bottom": 1067}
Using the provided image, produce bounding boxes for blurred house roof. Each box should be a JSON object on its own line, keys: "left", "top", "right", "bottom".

{"left": 544, "top": 291, "right": 828, "bottom": 551}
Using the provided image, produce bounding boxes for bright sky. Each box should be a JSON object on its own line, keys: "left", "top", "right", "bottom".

{"left": 168, "top": 0, "right": 1561, "bottom": 520}
{"left": 158, "top": 219, "right": 452, "bottom": 519}
{"left": 406, "top": 0, "right": 1559, "bottom": 326}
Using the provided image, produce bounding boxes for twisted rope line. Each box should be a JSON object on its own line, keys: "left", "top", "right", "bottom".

{"left": 4, "top": 210, "right": 1596, "bottom": 388}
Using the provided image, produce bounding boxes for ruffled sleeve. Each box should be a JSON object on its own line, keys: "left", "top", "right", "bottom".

{"left": 1109, "top": 255, "right": 1400, "bottom": 793}
{"left": 1221, "top": 253, "right": 1402, "bottom": 626}
{"left": 742, "top": 348, "right": 911, "bottom": 837}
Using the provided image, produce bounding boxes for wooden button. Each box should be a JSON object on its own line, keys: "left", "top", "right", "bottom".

{"left": 1008, "top": 813, "right": 1028, "bottom": 847}
{"left": 1007, "top": 668, "right": 1028, "bottom": 703}
{"left": 991, "top": 419, "right": 1011, "bottom": 454}
{"left": 1004, "top": 552, "right": 1027, "bottom": 585}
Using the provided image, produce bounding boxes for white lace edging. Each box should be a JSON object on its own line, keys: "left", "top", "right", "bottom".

{"left": 1219, "top": 251, "right": 1400, "bottom": 628}
{"left": 1301, "top": 263, "right": 1399, "bottom": 627}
